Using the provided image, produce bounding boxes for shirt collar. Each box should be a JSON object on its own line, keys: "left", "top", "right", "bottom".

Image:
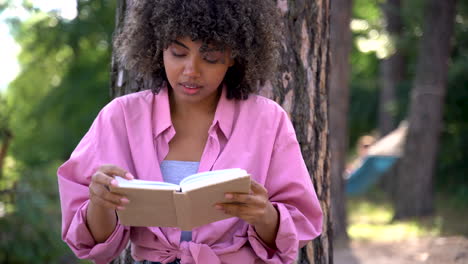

{"left": 153, "top": 84, "right": 236, "bottom": 139}
{"left": 153, "top": 85, "right": 173, "bottom": 137}
{"left": 212, "top": 84, "right": 236, "bottom": 139}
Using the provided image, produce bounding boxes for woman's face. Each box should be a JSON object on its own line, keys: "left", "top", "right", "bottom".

{"left": 163, "top": 37, "right": 234, "bottom": 106}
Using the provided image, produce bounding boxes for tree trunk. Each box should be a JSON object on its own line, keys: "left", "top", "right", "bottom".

{"left": 111, "top": 0, "right": 332, "bottom": 263}
{"left": 110, "top": 0, "right": 143, "bottom": 100}
{"left": 378, "top": 0, "right": 405, "bottom": 137}
{"left": 0, "top": 130, "right": 12, "bottom": 179}
{"left": 329, "top": 0, "right": 352, "bottom": 249}
{"left": 261, "top": 1, "right": 332, "bottom": 263}
{"left": 378, "top": 0, "right": 405, "bottom": 197}
{"left": 110, "top": 1, "right": 137, "bottom": 263}
{"left": 394, "top": 0, "right": 456, "bottom": 220}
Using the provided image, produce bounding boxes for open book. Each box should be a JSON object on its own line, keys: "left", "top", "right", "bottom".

{"left": 109, "top": 168, "right": 251, "bottom": 230}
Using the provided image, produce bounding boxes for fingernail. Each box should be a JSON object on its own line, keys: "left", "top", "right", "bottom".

{"left": 111, "top": 179, "right": 118, "bottom": 186}
{"left": 120, "top": 198, "right": 130, "bottom": 204}
{"left": 125, "top": 172, "right": 134, "bottom": 180}
{"left": 225, "top": 193, "right": 233, "bottom": 199}
{"left": 117, "top": 206, "right": 125, "bottom": 211}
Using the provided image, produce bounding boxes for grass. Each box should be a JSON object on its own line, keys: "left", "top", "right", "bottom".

{"left": 346, "top": 189, "right": 468, "bottom": 242}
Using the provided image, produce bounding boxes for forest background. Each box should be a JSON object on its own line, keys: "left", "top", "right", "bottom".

{"left": 0, "top": 0, "right": 466, "bottom": 263}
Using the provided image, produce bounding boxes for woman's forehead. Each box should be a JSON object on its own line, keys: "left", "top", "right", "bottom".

{"left": 170, "top": 36, "right": 226, "bottom": 52}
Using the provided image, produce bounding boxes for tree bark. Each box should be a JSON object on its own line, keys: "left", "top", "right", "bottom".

{"left": 378, "top": 0, "right": 405, "bottom": 137}
{"left": 111, "top": 0, "right": 332, "bottom": 263}
{"left": 0, "top": 130, "right": 12, "bottom": 179}
{"left": 394, "top": 0, "right": 456, "bottom": 219}
{"left": 110, "top": 0, "right": 143, "bottom": 100}
{"left": 329, "top": 0, "right": 352, "bottom": 249}
{"left": 261, "top": 1, "right": 332, "bottom": 263}
{"left": 110, "top": 1, "right": 137, "bottom": 262}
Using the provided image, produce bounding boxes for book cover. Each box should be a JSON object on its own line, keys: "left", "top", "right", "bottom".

{"left": 109, "top": 168, "right": 251, "bottom": 230}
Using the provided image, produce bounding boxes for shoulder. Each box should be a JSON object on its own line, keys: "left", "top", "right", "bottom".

{"left": 97, "top": 90, "right": 154, "bottom": 123}
{"left": 104, "top": 90, "right": 155, "bottom": 112}
{"left": 240, "top": 94, "right": 286, "bottom": 118}
{"left": 238, "top": 94, "right": 293, "bottom": 132}
{"left": 112, "top": 89, "right": 154, "bottom": 108}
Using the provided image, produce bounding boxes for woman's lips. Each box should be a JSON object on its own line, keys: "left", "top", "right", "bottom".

{"left": 180, "top": 83, "right": 202, "bottom": 95}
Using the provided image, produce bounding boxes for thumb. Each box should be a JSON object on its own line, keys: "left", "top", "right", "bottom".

{"left": 100, "top": 164, "right": 134, "bottom": 180}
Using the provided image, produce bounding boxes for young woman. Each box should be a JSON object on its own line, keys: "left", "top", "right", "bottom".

{"left": 58, "top": 1, "right": 322, "bottom": 263}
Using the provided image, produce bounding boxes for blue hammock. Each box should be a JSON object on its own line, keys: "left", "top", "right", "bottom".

{"left": 346, "top": 155, "right": 398, "bottom": 195}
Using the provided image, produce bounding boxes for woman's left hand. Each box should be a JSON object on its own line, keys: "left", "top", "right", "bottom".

{"left": 215, "top": 179, "right": 278, "bottom": 227}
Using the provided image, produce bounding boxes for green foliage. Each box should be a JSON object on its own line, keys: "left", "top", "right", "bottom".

{"left": 7, "top": 0, "right": 114, "bottom": 165}
{"left": 348, "top": 0, "right": 383, "bottom": 144}
{"left": 352, "top": 0, "right": 383, "bottom": 25}
{"left": 349, "top": 0, "right": 468, "bottom": 202}
{"left": 1, "top": 0, "right": 116, "bottom": 262}
{"left": 348, "top": 48, "right": 379, "bottom": 144}
{"left": 0, "top": 161, "right": 75, "bottom": 263}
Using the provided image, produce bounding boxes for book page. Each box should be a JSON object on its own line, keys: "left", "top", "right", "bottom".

{"left": 114, "top": 176, "right": 180, "bottom": 191}
{"left": 180, "top": 168, "right": 248, "bottom": 192}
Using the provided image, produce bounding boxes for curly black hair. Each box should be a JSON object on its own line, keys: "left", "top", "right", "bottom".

{"left": 114, "top": 0, "right": 281, "bottom": 100}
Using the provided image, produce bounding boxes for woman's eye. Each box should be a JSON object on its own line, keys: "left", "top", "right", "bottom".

{"left": 172, "top": 52, "right": 186, "bottom": 57}
{"left": 203, "top": 54, "right": 221, "bottom": 64}
{"left": 204, "top": 57, "right": 219, "bottom": 64}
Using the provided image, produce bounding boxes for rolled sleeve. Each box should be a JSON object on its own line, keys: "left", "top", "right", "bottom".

{"left": 248, "top": 110, "right": 323, "bottom": 263}
{"left": 247, "top": 203, "right": 301, "bottom": 263}
{"left": 58, "top": 98, "right": 134, "bottom": 263}
{"left": 64, "top": 200, "right": 130, "bottom": 264}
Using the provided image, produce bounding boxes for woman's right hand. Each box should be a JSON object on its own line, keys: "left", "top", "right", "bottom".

{"left": 89, "top": 164, "right": 134, "bottom": 211}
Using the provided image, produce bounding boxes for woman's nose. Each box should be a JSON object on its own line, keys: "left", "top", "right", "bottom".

{"left": 183, "top": 57, "right": 201, "bottom": 78}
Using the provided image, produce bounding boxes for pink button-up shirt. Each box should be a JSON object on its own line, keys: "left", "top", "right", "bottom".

{"left": 57, "top": 87, "right": 322, "bottom": 264}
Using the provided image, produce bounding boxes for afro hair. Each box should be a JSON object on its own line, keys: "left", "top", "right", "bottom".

{"left": 114, "top": 0, "right": 281, "bottom": 99}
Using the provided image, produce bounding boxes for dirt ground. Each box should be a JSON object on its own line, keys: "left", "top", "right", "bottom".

{"left": 334, "top": 236, "right": 468, "bottom": 264}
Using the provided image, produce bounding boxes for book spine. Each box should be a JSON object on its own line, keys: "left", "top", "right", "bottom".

{"left": 173, "top": 191, "right": 192, "bottom": 231}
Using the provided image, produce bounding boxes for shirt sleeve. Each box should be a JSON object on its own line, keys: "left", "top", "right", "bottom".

{"left": 57, "top": 99, "right": 134, "bottom": 264}
{"left": 247, "top": 111, "right": 323, "bottom": 263}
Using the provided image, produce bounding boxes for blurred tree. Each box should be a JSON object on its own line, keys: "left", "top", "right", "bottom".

{"left": 0, "top": 94, "right": 13, "bottom": 179}
{"left": 437, "top": 0, "right": 468, "bottom": 203}
{"left": 394, "top": 0, "right": 457, "bottom": 219}
{"left": 377, "top": 0, "right": 406, "bottom": 200}
{"left": 329, "top": 0, "right": 352, "bottom": 248}
{"left": 378, "top": 0, "right": 405, "bottom": 137}
{"left": 110, "top": 0, "right": 332, "bottom": 263}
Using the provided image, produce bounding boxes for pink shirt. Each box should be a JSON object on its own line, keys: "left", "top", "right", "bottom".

{"left": 57, "top": 87, "right": 322, "bottom": 264}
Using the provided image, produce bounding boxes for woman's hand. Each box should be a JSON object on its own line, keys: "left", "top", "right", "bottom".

{"left": 87, "top": 164, "right": 134, "bottom": 243}
{"left": 215, "top": 179, "right": 279, "bottom": 248}
{"left": 89, "top": 164, "right": 134, "bottom": 210}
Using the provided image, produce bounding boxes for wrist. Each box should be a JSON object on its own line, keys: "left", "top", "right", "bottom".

{"left": 257, "top": 202, "right": 278, "bottom": 227}
{"left": 253, "top": 202, "right": 279, "bottom": 249}
{"left": 86, "top": 201, "right": 118, "bottom": 243}
{"left": 88, "top": 200, "right": 117, "bottom": 220}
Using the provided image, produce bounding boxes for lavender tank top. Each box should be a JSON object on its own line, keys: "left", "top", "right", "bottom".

{"left": 160, "top": 160, "right": 200, "bottom": 242}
